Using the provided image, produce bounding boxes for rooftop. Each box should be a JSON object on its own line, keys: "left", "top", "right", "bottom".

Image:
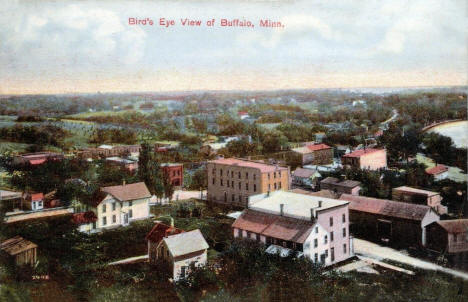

{"left": 393, "top": 186, "right": 440, "bottom": 197}
{"left": 146, "top": 222, "right": 184, "bottom": 243}
{"left": 425, "top": 164, "right": 448, "bottom": 175}
{"left": 101, "top": 182, "right": 151, "bottom": 202}
{"left": 342, "top": 148, "right": 385, "bottom": 158}
{"left": 436, "top": 219, "right": 468, "bottom": 233}
{"left": 163, "top": 229, "right": 209, "bottom": 257}
{"left": 249, "top": 191, "right": 349, "bottom": 221}
{"left": 0, "top": 236, "right": 37, "bottom": 256}
{"left": 340, "top": 194, "right": 433, "bottom": 221}
{"left": 209, "top": 158, "right": 288, "bottom": 173}
{"left": 293, "top": 168, "right": 319, "bottom": 178}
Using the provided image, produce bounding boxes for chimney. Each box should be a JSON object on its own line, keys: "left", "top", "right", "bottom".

{"left": 318, "top": 200, "right": 322, "bottom": 208}
{"left": 280, "top": 203, "right": 284, "bottom": 216}
{"left": 310, "top": 208, "right": 315, "bottom": 221}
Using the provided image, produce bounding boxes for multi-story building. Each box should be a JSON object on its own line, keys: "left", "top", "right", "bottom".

{"left": 79, "top": 182, "right": 151, "bottom": 232}
{"left": 76, "top": 145, "right": 141, "bottom": 159}
{"left": 392, "top": 186, "right": 447, "bottom": 215}
{"left": 232, "top": 191, "right": 353, "bottom": 266}
{"left": 13, "top": 152, "right": 63, "bottom": 166}
{"left": 341, "top": 148, "right": 387, "bottom": 170}
{"left": 161, "top": 163, "right": 184, "bottom": 187}
{"left": 207, "top": 158, "right": 290, "bottom": 207}
{"left": 320, "top": 177, "right": 361, "bottom": 196}
{"left": 291, "top": 143, "right": 334, "bottom": 166}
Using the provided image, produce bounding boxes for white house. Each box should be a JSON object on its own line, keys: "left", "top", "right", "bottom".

{"left": 78, "top": 182, "right": 151, "bottom": 232}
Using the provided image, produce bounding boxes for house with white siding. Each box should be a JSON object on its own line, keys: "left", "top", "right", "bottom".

{"left": 232, "top": 191, "right": 353, "bottom": 266}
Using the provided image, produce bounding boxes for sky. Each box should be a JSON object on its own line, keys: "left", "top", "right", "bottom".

{"left": 0, "top": 0, "right": 467, "bottom": 94}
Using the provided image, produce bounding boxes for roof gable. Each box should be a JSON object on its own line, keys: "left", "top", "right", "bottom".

{"left": 101, "top": 182, "right": 151, "bottom": 202}
{"left": 163, "top": 229, "right": 209, "bottom": 257}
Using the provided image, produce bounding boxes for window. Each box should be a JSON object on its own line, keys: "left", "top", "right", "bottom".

{"left": 329, "top": 217, "right": 333, "bottom": 227}
{"left": 256, "top": 233, "right": 260, "bottom": 241}
{"left": 212, "top": 168, "right": 216, "bottom": 175}
{"left": 342, "top": 213, "right": 346, "bottom": 223}
{"left": 220, "top": 179, "right": 223, "bottom": 186}
{"left": 325, "top": 249, "right": 328, "bottom": 258}
{"left": 324, "top": 235, "right": 328, "bottom": 244}
{"left": 274, "top": 183, "right": 277, "bottom": 190}
{"left": 212, "top": 178, "right": 215, "bottom": 185}
{"left": 315, "top": 227, "right": 318, "bottom": 234}
{"left": 343, "top": 227, "right": 346, "bottom": 237}
{"left": 129, "top": 209, "right": 133, "bottom": 218}
{"left": 246, "top": 172, "right": 249, "bottom": 179}
{"left": 314, "top": 253, "right": 318, "bottom": 263}
{"left": 238, "top": 182, "right": 241, "bottom": 190}
{"left": 330, "top": 231, "right": 334, "bottom": 242}
{"left": 279, "top": 171, "right": 282, "bottom": 177}
{"left": 253, "top": 184, "right": 257, "bottom": 192}
{"left": 102, "top": 216, "right": 107, "bottom": 226}
{"left": 220, "top": 169, "right": 223, "bottom": 176}
{"left": 112, "top": 215, "right": 116, "bottom": 223}
{"left": 268, "top": 173, "right": 270, "bottom": 180}
{"left": 231, "top": 171, "right": 234, "bottom": 178}
{"left": 331, "top": 247, "right": 335, "bottom": 262}
{"left": 238, "top": 195, "right": 242, "bottom": 202}
{"left": 278, "top": 182, "right": 282, "bottom": 189}
{"left": 238, "top": 172, "right": 241, "bottom": 179}
{"left": 245, "top": 183, "right": 248, "bottom": 190}
{"left": 268, "top": 184, "right": 271, "bottom": 191}
{"left": 343, "top": 244, "right": 347, "bottom": 254}
{"left": 274, "top": 172, "right": 277, "bottom": 178}
{"left": 92, "top": 222, "right": 96, "bottom": 229}
{"left": 231, "top": 181, "right": 234, "bottom": 187}
{"left": 112, "top": 203, "right": 116, "bottom": 211}
{"left": 253, "top": 174, "right": 256, "bottom": 180}
{"left": 102, "top": 204, "right": 106, "bottom": 213}
{"left": 129, "top": 201, "right": 133, "bottom": 207}
{"left": 314, "top": 239, "right": 318, "bottom": 248}
{"left": 227, "top": 181, "right": 230, "bottom": 188}
{"left": 232, "top": 194, "right": 235, "bottom": 201}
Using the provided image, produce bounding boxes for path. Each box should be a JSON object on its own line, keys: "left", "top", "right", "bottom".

{"left": 108, "top": 255, "right": 148, "bottom": 265}
{"left": 354, "top": 238, "right": 468, "bottom": 280}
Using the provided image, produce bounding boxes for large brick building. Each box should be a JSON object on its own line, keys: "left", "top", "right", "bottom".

{"left": 341, "top": 148, "right": 387, "bottom": 170}
{"left": 207, "top": 158, "right": 290, "bottom": 207}
{"left": 161, "top": 163, "right": 184, "bottom": 188}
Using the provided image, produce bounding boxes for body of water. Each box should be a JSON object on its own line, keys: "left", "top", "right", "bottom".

{"left": 428, "top": 120, "right": 468, "bottom": 148}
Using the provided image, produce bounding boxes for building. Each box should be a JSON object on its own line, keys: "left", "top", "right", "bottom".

{"left": 148, "top": 228, "right": 209, "bottom": 281}
{"left": 340, "top": 194, "right": 439, "bottom": 247}
{"left": 207, "top": 158, "right": 290, "bottom": 207}
{"left": 22, "top": 192, "right": 44, "bottom": 211}
{"left": 71, "top": 211, "right": 98, "bottom": 233}
{"left": 147, "top": 221, "right": 184, "bottom": 264}
{"left": 106, "top": 157, "right": 138, "bottom": 172}
{"left": 76, "top": 145, "right": 140, "bottom": 159}
{"left": 161, "top": 163, "right": 184, "bottom": 187}
{"left": 392, "top": 186, "right": 447, "bottom": 215}
{"left": 425, "top": 164, "right": 449, "bottom": 181}
{"left": 426, "top": 219, "right": 468, "bottom": 270}
{"left": 13, "top": 152, "right": 63, "bottom": 166}
{"left": 291, "top": 143, "right": 333, "bottom": 166}
{"left": 80, "top": 182, "right": 151, "bottom": 231}
{"left": 291, "top": 168, "right": 321, "bottom": 190}
{"left": 232, "top": 191, "right": 353, "bottom": 266}
{"left": 0, "top": 189, "right": 23, "bottom": 211}
{"left": 320, "top": 177, "right": 361, "bottom": 196}
{"left": 0, "top": 236, "right": 38, "bottom": 266}
{"left": 341, "top": 148, "right": 387, "bottom": 170}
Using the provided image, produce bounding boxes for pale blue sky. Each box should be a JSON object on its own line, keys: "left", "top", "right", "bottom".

{"left": 0, "top": 0, "right": 466, "bottom": 94}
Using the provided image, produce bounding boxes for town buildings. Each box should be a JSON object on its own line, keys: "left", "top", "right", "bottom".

{"left": 207, "top": 158, "right": 290, "bottom": 207}
{"left": 291, "top": 143, "right": 333, "bottom": 166}
{"left": 13, "top": 152, "right": 63, "bottom": 166}
{"left": 22, "top": 192, "right": 44, "bottom": 211}
{"left": 0, "top": 236, "right": 38, "bottom": 266}
{"left": 392, "top": 186, "right": 447, "bottom": 215}
{"left": 71, "top": 211, "right": 98, "bottom": 233}
{"left": 232, "top": 191, "right": 353, "bottom": 266}
{"left": 320, "top": 177, "right": 361, "bottom": 196}
{"left": 341, "top": 148, "right": 387, "bottom": 170}
{"left": 79, "top": 182, "right": 151, "bottom": 231}
{"left": 76, "top": 145, "right": 140, "bottom": 159}
{"left": 106, "top": 157, "right": 138, "bottom": 172}
{"left": 291, "top": 168, "right": 321, "bottom": 190}
{"left": 161, "top": 163, "right": 184, "bottom": 187}
{"left": 340, "top": 194, "right": 440, "bottom": 247}
{"left": 425, "top": 164, "right": 449, "bottom": 181}
{"left": 147, "top": 225, "right": 209, "bottom": 281}
{"left": 426, "top": 219, "right": 468, "bottom": 270}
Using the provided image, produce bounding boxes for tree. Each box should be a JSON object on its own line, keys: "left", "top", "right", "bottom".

{"left": 260, "top": 130, "right": 288, "bottom": 153}
{"left": 163, "top": 174, "right": 175, "bottom": 202}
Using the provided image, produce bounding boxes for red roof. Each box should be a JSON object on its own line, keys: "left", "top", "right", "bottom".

{"left": 210, "top": 158, "right": 287, "bottom": 173}
{"left": 340, "top": 194, "right": 432, "bottom": 221}
{"left": 342, "top": 148, "right": 385, "bottom": 158}
{"left": 31, "top": 193, "right": 44, "bottom": 201}
{"left": 146, "top": 222, "right": 184, "bottom": 243}
{"left": 436, "top": 219, "right": 468, "bottom": 233}
{"left": 71, "top": 211, "right": 97, "bottom": 225}
{"left": 232, "top": 209, "right": 315, "bottom": 243}
{"left": 238, "top": 111, "right": 248, "bottom": 115}
{"left": 29, "top": 159, "right": 46, "bottom": 165}
{"left": 425, "top": 165, "right": 448, "bottom": 175}
{"left": 306, "top": 143, "right": 331, "bottom": 151}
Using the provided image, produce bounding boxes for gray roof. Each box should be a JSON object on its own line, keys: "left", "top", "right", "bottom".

{"left": 163, "top": 229, "right": 209, "bottom": 257}
{"left": 293, "top": 168, "right": 317, "bottom": 178}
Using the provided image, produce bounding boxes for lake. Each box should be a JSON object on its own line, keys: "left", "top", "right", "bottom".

{"left": 428, "top": 120, "right": 468, "bottom": 148}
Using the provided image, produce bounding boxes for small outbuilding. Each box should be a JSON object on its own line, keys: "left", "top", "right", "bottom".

{"left": 0, "top": 236, "right": 38, "bottom": 266}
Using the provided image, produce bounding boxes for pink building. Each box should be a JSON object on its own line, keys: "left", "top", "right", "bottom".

{"left": 232, "top": 191, "right": 352, "bottom": 266}
{"left": 392, "top": 186, "right": 447, "bottom": 215}
{"left": 341, "top": 148, "right": 387, "bottom": 170}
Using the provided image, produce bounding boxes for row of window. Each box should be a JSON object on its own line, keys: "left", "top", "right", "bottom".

{"left": 314, "top": 229, "right": 347, "bottom": 247}
{"left": 102, "top": 210, "right": 133, "bottom": 226}
{"left": 329, "top": 214, "right": 346, "bottom": 227}
{"left": 102, "top": 201, "right": 133, "bottom": 213}
{"left": 313, "top": 244, "right": 347, "bottom": 263}
{"left": 213, "top": 168, "right": 283, "bottom": 180}
{"left": 213, "top": 178, "right": 283, "bottom": 192}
